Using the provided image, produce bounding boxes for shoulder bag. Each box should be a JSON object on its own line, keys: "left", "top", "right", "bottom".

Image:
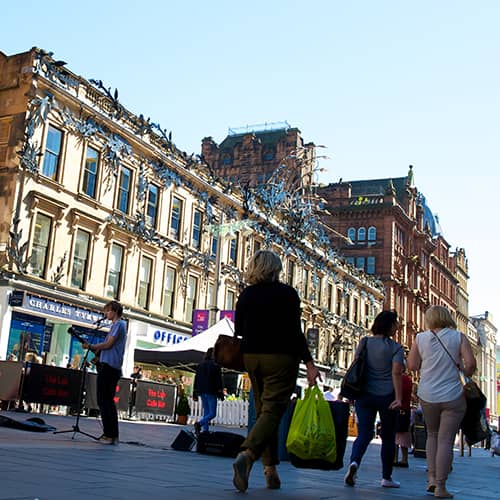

{"left": 340, "top": 337, "right": 368, "bottom": 400}
{"left": 431, "top": 330, "right": 488, "bottom": 445}
{"left": 213, "top": 326, "right": 245, "bottom": 372}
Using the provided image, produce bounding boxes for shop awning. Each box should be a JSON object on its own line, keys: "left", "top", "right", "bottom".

{"left": 134, "top": 317, "right": 234, "bottom": 366}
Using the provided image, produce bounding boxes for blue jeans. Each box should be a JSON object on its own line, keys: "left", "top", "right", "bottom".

{"left": 199, "top": 394, "right": 217, "bottom": 432}
{"left": 350, "top": 392, "right": 397, "bottom": 480}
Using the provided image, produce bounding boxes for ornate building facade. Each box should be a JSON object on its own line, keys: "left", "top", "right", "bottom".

{"left": 470, "top": 312, "right": 498, "bottom": 425}
{"left": 318, "top": 169, "right": 436, "bottom": 349}
{"left": 0, "top": 48, "right": 383, "bottom": 384}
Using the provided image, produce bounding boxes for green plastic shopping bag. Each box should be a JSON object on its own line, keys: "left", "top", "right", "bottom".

{"left": 286, "top": 384, "right": 337, "bottom": 463}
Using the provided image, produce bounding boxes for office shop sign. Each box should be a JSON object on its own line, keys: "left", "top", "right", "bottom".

{"left": 23, "top": 293, "right": 108, "bottom": 326}
{"left": 147, "top": 326, "right": 189, "bottom": 346}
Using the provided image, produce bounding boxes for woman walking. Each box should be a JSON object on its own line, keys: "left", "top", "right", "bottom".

{"left": 408, "top": 305, "right": 476, "bottom": 498}
{"left": 232, "top": 250, "right": 320, "bottom": 492}
{"left": 344, "top": 310, "right": 404, "bottom": 488}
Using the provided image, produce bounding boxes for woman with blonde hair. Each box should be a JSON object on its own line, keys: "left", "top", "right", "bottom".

{"left": 232, "top": 250, "right": 320, "bottom": 492}
{"left": 408, "top": 305, "right": 476, "bottom": 499}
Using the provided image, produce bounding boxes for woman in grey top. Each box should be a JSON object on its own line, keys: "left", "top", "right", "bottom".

{"left": 408, "top": 306, "right": 476, "bottom": 499}
{"left": 344, "top": 310, "right": 404, "bottom": 489}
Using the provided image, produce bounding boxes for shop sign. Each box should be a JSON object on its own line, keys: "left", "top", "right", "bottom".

{"left": 192, "top": 309, "right": 209, "bottom": 336}
{"left": 23, "top": 293, "right": 108, "bottom": 326}
{"left": 147, "top": 325, "right": 189, "bottom": 346}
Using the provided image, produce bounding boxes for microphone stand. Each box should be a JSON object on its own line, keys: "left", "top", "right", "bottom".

{"left": 54, "top": 321, "right": 104, "bottom": 440}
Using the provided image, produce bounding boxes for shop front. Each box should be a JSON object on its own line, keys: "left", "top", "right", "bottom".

{"left": 1, "top": 289, "right": 110, "bottom": 368}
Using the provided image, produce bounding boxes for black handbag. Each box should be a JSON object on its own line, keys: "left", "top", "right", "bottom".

{"left": 340, "top": 337, "right": 368, "bottom": 400}
{"left": 431, "top": 331, "right": 489, "bottom": 445}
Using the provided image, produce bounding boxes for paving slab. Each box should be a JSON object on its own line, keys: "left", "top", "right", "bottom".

{"left": 0, "top": 411, "right": 498, "bottom": 500}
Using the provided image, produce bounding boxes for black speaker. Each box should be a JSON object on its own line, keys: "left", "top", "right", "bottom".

{"left": 196, "top": 431, "right": 245, "bottom": 457}
{"left": 171, "top": 430, "right": 196, "bottom": 451}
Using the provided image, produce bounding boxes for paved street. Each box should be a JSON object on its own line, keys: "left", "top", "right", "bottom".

{"left": 0, "top": 411, "right": 498, "bottom": 500}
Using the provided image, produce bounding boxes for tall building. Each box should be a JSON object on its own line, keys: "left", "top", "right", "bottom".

{"left": 0, "top": 48, "right": 383, "bottom": 385}
{"left": 470, "top": 312, "right": 498, "bottom": 426}
{"left": 201, "top": 123, "right": 315, "bottom": 189}
{"left": 318, "top": 167, "right": 438, "bottom": 348}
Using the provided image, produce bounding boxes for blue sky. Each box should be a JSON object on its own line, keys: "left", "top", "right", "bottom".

{"left": 2, "top": 1, "right": 499, "bottom": 339}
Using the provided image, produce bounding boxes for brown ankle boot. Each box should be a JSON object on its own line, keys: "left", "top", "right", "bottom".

{"left": 264, "top": 466, "right": 281, "bottom": 489}
{"left": 233, "top": 450, "right": 254, "bottom": 492}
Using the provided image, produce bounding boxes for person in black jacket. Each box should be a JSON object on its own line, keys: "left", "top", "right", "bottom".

{"left": 193, "top": 348, "right": 223, "bottom": 434}
{"left": 232, "top": 250, "right": 320, "bottom": 493}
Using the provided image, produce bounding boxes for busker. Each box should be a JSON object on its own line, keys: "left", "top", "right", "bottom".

{"left": 83, "top": 300, "right": 126, "bottom": 445}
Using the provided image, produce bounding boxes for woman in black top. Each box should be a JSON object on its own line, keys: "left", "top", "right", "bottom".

{"left": 232, "top": 250, "right": 320, "bottom": 493}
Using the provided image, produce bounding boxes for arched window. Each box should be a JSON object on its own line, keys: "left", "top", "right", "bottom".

{"left": 368, "top": 226, "right": 376, "bottom": 241}
{"left": 357, "top": 227, "right": 366, "bottom": 241}
{"left": 347, "top": 227, "right": 356, "bottom": 242}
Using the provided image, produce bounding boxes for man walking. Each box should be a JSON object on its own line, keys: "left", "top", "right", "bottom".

{"left": 193, "top": 348, "right": 224, "bottom": 434}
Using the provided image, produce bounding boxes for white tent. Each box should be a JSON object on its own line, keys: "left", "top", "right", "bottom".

{"left": 134, "top": 317, "right": 234, "bottom": 365}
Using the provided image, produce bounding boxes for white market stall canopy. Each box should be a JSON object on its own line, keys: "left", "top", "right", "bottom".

{"left": 134, "top": 317, "right": 234, "bottom": 365}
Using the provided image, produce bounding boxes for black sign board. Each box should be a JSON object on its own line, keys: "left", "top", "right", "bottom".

{"left": 21, "top": 364, "right": 82, "bottom": 406}
{"left": 9, "top": 291, "right": 24, "bottom": 307}
{"left": 84, "top": 373, "right": 130, "bottom": 411}
{"left": 135, "top": 380, "right": 176, "bottom": 416}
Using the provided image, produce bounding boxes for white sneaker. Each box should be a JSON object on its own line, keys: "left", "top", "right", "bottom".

{"left": 381, "top": 478, "right": 401, "bottom": 488}
{"left": 344, "top": 462, "right": 358, "bottom": 486}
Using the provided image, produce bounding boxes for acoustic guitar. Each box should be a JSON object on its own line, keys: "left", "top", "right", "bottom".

{"left": 67, "top": 327, "right": 101, "bottom": 367}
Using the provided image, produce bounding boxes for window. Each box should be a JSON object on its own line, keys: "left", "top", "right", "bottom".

{"left": 146, "top": 185, "right": 159, "bottom": 227}
{"left": 345, "top": 294, "right": 351, "bottom": 320}
{"left": 31, "top": 213, "right": 52, "bottom": 277}
{"left": 192, "top": 209, "right": 202, "bottom": 249}
{"left": 184, "top": 275, "right": 198, "bottom": 322}
{"left": 117, "top": 166, "right": 131, "bottom": 214}
{"left": 347, "top": 227, "right": 356, "bottom": 242}
{"left": 336, "top": 288, "right": 342, "bottom": 315}
{"left": 367, "top": 256, "right": 376, "bottom": 275}
{"left": 355, "top": 257, "right": 365, "bottom": 270}
{"left": 82, "top": 146, "right": 98, "bottom": 198}
{"left": 71, "top": 229, "right": 90, "bottom": 289}
{"left": 138, "top": 256, "right": 153, "bottom": 309}
{"left": 287, "top": 260, "right": 295, "bottom": 286}
{"left": 42, "top": 126, "right": 63, "bottom": 180}
{"left": 303, "top": 268, "right": 309, "bottom": 300}
{"left": 316, "top": 276, "right": 322, "bottom": 306}
{"left": 207, "top": 282, "right": 215, "bottom": 310}
{"left": 170, "top": 196, "right": 183, "bottom": 240}
{"left": 106, "top": 244, "right": 123, "bottom": 299}
{"left": 211, "top": 233, "right": 218, "bottom": 258}
{"left": 229, "top": 234, "right": 239, "bottom": 265}
{"left": 357, "top": 227, "right": 366, "bottom": 241}
{"left": 368, "top": 226, "right": 377, "bottom": 241}
{"left": 353, "top": 297, "right": 359, "bottom": 324}
{"left": 346, "top": 256, "right": 355, "bottom": 266}
{"left": 327, "top": 283, "right": 334, "bottom": 312}
{"left": 226, "top": 290, "right": 235, "bottom": 310}
{"left": 162, "top": 266, "right": 176, "bottom": 317}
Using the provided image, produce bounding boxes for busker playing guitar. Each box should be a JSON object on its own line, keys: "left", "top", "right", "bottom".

{"left": 82, "top": 300, "right": 127, "bottom": 445}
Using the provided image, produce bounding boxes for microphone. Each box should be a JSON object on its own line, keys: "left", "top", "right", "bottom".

{"left": 93, "top": 317, "right": 104, "bottom": 326}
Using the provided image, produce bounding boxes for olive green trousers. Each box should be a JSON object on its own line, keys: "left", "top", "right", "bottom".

{"left": 243, "top": 353, "right": 299, "bottom": 466}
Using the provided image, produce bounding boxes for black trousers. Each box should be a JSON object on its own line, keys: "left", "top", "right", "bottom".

{"left": 96, "top": 363, "right": 121, "bottom": 438}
